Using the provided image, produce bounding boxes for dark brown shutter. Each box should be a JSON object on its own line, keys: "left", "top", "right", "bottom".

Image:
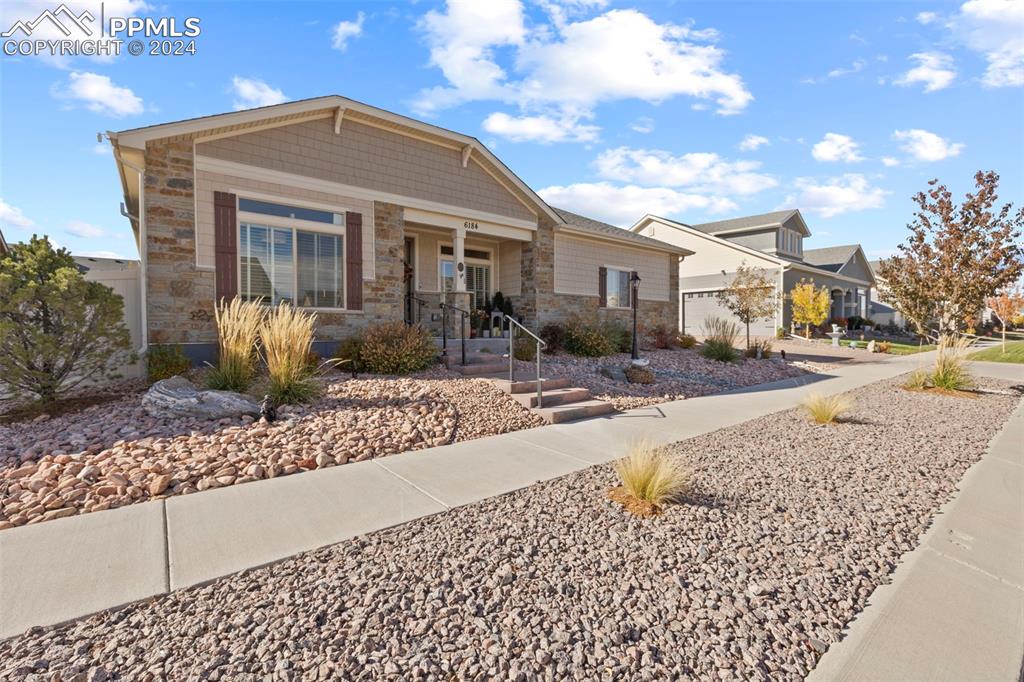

{"left": 598, "top": 266, "right": 607, "bottom": 307}
{"left": 631, "top": 270, "right": 639, "bottom": 308}
{"left": 345, "top": 212, "right": 363, "bottom": 310}
{"left": 213, "top": 191, "right": 237, "bottom": 301}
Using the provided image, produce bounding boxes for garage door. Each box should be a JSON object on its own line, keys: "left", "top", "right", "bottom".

{"left": 682, "top": 291, "right": 776, "bottom": 338}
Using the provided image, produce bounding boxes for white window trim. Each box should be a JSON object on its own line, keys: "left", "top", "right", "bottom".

{"left": 603, "top": 265, "right": 634, "bottom": 310}
{"left": 238, "top": 217, "right": 349, "bottom": 311}
{"left": 437, "top": 241, "right": 496, "bottom": 294}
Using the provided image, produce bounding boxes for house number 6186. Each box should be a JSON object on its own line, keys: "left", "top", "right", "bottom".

{"left": 463, "top": 221, "right": 479, "bottom": 230}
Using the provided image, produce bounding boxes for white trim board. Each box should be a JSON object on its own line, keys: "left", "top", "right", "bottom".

{"left": 195, "top": 155, "right": 538, "bottom": 232}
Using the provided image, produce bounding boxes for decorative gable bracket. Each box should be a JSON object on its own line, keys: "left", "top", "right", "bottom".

{"left": 461, "top": 144, "right": 473, "bottom": 168}
{"left": 334, "top": 107, "right": 346, "bottom": 135}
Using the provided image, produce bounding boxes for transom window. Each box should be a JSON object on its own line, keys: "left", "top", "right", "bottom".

{"left": 604, "top": 267, "right": 632, "bottom": 309}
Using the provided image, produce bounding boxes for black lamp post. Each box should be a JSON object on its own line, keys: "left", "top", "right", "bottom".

{"left": 630, "top": 271, "right": 641, "bottom": 361}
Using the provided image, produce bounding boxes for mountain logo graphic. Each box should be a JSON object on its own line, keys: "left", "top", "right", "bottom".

{"left": 2, "top": 4, "right": 96, "bottom": 38}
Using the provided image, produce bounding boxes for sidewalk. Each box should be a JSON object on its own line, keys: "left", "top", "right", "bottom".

{"left": 810, "top": 367, "right": 1024, "bottom": 681}
{"left": 0, "top": 351, "right": 957, "bottom": 639}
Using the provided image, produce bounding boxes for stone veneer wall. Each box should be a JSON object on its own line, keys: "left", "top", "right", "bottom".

{"left": 143, "top": 136, "right": 407, "bottom": 359}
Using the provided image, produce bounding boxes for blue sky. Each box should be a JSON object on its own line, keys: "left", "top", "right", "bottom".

{"left": 1, "top": 0, "right": 1022, "bottom": 261}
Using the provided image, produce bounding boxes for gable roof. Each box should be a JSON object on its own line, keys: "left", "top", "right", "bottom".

{"left": 108, "top": 94, "right": 566, "bottom": 231}
{"left": 554, "top": 208, "right": 693, "bottom": 255}
{"left": 802, "top": 245, "right": 860, "bottom": 272}
{"left": 630, "top": 213, "right": 778, "bottom": 264}
{"left": 688, "top": 209, "right": 810, "bottom": 237}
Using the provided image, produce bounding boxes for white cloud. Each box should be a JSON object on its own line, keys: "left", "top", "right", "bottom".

{"left": 331, "top": 12, "right": 365, "bottom": 51}
{"left": 738, "top": 134, "right": 770, "bottom": 151}
{"left": 414, "top": 3, "right": 751, "bottom": 132}
{"left": 539, "top": 182, "right": 736, "bottom": 226}
{"left": 65, "top": 220, "right": 106, "bottom": 238}
{"left": 594, "top": 146, "right": 778, "bottom": 196}
{"left": 91, "top": 142, "right": 111, "bottom": 155}
{"left": 784, "top": 174, "right": 889, "bottom": 218}
{"left": 801, "top": 59, "right": 866, "bottom": 84}
{"left": 892, "top": 128, "right": 964, "bottom": 161}
{"left": 916, "top": 11, "right": 939, "bottom": 24}
{"left": 52, "top": 71, "right": 144, "bottom": 117}
{"left": 953, "top": 0, "right": 1024, "bottom": 87}
{"left": 230, "top": 76, "right": 288, "bottom": 110}
{"left": 0, "top": 198, "right": 34, "bottom": 228}
{"left": 881, "top": 156, "right": 901, "bottom": 167}
{"left": 630, "top": 116, "right": 655, "bottom": 134}
{"left": 811, "top": 133, "right": 864, "bottom": 162}
{"left": 895, "top": 52, "right": 957, "bottom": 91}
{"left": 77, "top": 249, "right": 129, "bottom": 259}
{"left": 482, "top": 111, "right": 599, "bottom": 143}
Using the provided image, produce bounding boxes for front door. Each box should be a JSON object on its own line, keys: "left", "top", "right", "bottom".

{"left": 403, "top": 237, "right": 415, "bottom": 324}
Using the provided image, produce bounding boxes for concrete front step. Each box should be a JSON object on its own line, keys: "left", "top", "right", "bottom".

{"left": 455, "top": 362, "right": 510, "bottom": 376}
{"left": 511, "top": 387, "right": 592, "bottom": 409}
{"left": 491, "top": 377, "right": 572, "bottom": 394}
{"left": 535, "top": 399, "right": 617, "bottom": 424}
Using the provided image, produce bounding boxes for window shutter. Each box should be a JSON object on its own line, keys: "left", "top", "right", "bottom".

{"left": 213, "top": 191, "right": 238, "bottom": 302}
{"left": 631, "top": 270, "right": 639, "bottom": 307}
{"left": 598, "top": 266, "right": 607, "bottom": 307}
{"left": 345, "top": 212, "right": 363, "bottom": 310}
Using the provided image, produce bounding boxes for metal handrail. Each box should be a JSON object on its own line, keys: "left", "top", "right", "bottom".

{"left": 404, "top": 292, "right": 429, "bottom": 326}
{"left": 439, "top": 301, "right": 469, "bottom": 366}
{"left": 505, "top": 314, "right": 547, "bottom": 408}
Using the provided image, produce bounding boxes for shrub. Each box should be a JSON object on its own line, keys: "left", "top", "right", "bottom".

{"left": 613, "top": 441, "right": 690, "bottom": 512}
{"left": 930, "top": 335, "right": 974, "bottom": 391}
{"left": 0, "top": 236, "right": 134, "bottom": 405}
{"left": 646, "top": 323, "right": 676, "bottom": 349}
{"left": 677, "top": 333, "right": 697, "bottom": 349}
{"left": 565, "top": 323, "right": 617, "bottom": 357}
{"left": 206, "top": 297, "right": 264, "bottom": 392}
{"left": 335, "top": 335, "right": 364, "bottom": 373}
{"left": 599, "top": 319, "right": 632, "bottom": 353}
{"left": 776, "top": 327, "right": 787, "bottom": 340}
{"left": 513, "top": 337, "right": 537, "bottom": 362}
{"left": 260, "top": 303, "right": 319, "bottom": 405}
{"left": 877, "top": 341, "right": 892, "bottom": 354}
{"left": 801, "top": 392, "right": 853, "bottom": 424}
{"left": 539, "top": 322, "right": 566, "bottom": 354}
{"left": 359, "top": 321, "right": 437, "bottom": 374}
{"left": 147, "top": 345, "right": 191, "bottom": 383}
{"left": 701, "top": 316, "right": 740, "bottom": 347}
{"left": 625, "top": 364, "right": 655, "bottom": 384}
{"left": 744, "top": 338, "right": 773, "bottom": 359}
{"left": 700, "top": 340, "right": 738, "bottom": 363}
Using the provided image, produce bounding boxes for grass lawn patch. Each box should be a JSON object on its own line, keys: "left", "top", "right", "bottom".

{"left": 969, "top": 340, "right": 1024, "bottom": 363}
{"left": 820, "top": 338, "right": 934, "bottom": 355}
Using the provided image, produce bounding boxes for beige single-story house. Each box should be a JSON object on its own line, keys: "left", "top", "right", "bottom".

{"left": 632, "top": 210, "right": 876, "bottom": 336}
{"left": 108, "top": 95, "right": 689, "bottom": 363}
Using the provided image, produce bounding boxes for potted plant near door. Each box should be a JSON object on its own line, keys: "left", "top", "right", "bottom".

{"left": 501, "top": 299, "right": 514, "bottom": 337}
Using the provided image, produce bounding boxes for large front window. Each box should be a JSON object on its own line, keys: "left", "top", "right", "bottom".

{"left": 605, "top": 267, "right": 632, "bottom": 308}
{"left": 237, "top": 197, "right": 346, "bottom": 308}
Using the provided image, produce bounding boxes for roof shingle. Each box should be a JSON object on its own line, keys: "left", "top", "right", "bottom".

{"left": 553, "top": 207, "right": 691, "bottom": 253}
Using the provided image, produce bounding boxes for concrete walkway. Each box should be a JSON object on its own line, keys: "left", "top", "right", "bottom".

{"left": 0, "top": 351, "right": 997, "bottom": 641}
{"left": 810, "top": 363, "right": 1024, "bottom": 682}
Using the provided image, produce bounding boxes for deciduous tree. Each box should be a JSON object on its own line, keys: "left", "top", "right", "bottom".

{"left": 715, "top": 262, "right": 778, "bottom": 349}
{"left": 0, "top": 236, "right": 134, "bottom": 405}
{"left": 789, "top": 278, "right": 830, "bottom": 339}
{"left": 987, "top": 289, "right": 1024, "bottom": 352}
{"left": 878, "top": 171, "right": 1024, "bottom": 337}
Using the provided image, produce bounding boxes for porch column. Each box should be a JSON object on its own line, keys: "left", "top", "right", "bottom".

{"left": 454, "top": 226, "right": 466, "bottom": 293}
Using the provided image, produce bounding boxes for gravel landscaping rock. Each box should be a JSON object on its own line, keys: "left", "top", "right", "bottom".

{"left": 2, "top": 377, "right": 1016, "bottom": 680}
{"left": 0, "top": 376, "right": 540, "bottom": 529}
{"left": 537, "top": 349, "right": 810, "bottom": 410}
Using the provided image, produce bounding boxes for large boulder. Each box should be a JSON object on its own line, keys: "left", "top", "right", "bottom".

{"left": 142, "top": 376, "right": 261, "bottom": 420}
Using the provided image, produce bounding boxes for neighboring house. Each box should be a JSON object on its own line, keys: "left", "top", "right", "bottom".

{"left": 108, "top": 95, "right": 688, "bottom": 362}
{"left": 632, "top": 210, "right": 875, "bottom": 336}
{"left": 74, "top": 255, "right": 145, "bottom": 377}
{"left": 867, "top": 259, "right": 906, "bottom": 328}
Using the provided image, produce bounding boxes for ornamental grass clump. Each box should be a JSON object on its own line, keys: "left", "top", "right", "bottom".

{"left": 207, "top": 297, "right": 264, "bottom": 392}
{"left": 260, "top": 302, "right": 319, "bottom": 405}
{"left": 801, "top": 392, "right": 853, "bottom": 425}
{"left": 929, "top": 335, "right": 975, "bottom": 392}
{"left": 608, "top": 442, "right": 690, "bottom": 517}
{"left": 699, "top": 316, "right": 739, "bottom": 363}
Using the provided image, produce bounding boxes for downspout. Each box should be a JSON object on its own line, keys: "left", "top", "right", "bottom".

{"left": 110, "top": 133, "right": 148, "bottom": 355}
